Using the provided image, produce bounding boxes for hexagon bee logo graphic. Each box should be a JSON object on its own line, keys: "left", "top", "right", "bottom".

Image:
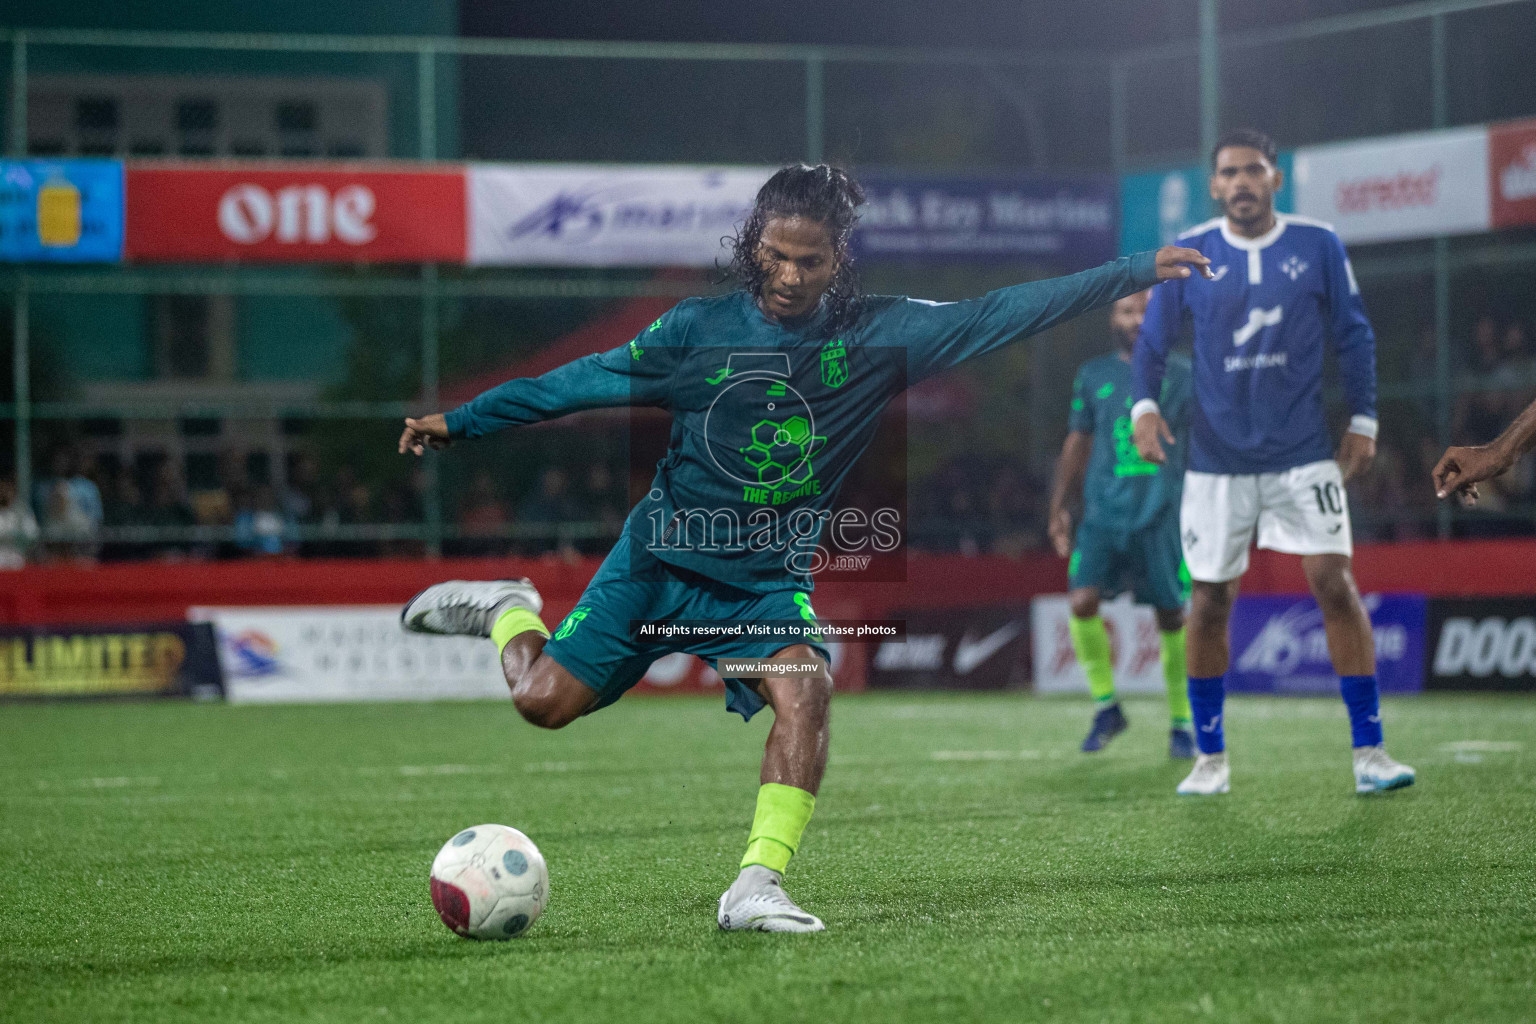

{"left": 703, "top": 354, "right": 827, "bottom": 492}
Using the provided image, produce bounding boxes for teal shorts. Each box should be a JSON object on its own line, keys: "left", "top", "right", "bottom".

{"left": 542, "top": 530, "right": 832, "bottom": 721}
{"left": 1068, "top": 504, "right": 1190, "bottom": 610}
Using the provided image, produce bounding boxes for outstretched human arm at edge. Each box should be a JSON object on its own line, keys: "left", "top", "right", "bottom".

{"left": 1432, "top": 395, "right": 1536, "bottom": 506}
{"left": 399, "top": 310, "right": 683, "bottom": 455}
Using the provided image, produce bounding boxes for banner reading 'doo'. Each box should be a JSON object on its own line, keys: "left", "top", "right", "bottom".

{"left": 469, "top": 164, "right": 771, "bottom": 267}
{"left": 1292, "top": 127, "right": 1490, "bottom": 244}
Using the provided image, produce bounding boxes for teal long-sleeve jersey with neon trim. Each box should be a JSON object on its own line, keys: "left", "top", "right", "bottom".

{"left": 446, "top": 251, "right": 1160, "bottom": 592}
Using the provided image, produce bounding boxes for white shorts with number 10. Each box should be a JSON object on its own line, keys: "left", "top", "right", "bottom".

{"left": 1180, "top": 460, "right": 1352, "bottom": 583}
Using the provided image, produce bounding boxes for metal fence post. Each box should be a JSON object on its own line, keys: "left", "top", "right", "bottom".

{"left": 418, "top": 44, "right": 437, "bottom": 161}
{"left": 13, "top": 284, "right": 30, "bottom": 518}
{"left": 1431, "top": 14, "right": 1452, "bottom": 538}
{"left": 9, "top": 31, "right": 25, "bottom": 156}
{"left": 1109, "top": 60, "right": 1127, "bottom": 175}
{"left": 805, "top": 54, "right": 824, "bottom": 164}
{"left": 421, "top": 263, "right": 443, "bottom": 557}
{"left": 1434, "top": 237, "right": 1452, "bottom": 539}
{"left": 1199, "top": 0, "right": 1219, "bottom": 165}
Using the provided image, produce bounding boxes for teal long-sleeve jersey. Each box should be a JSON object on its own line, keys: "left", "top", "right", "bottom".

{"left": 446, "top": 251, "right": 1160, "bottom": 592}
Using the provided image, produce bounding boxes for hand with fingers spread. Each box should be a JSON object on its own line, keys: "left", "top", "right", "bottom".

{"left": 1432, "top": 444, "right": 1511, "bottom": 507}
{"left": 399, "top": 413, "right": 452, "bottom": 456}
{"left": 1133, "top": 410, "right": 1175, "bottom": 465}
{"left": 1154, "top": 246, "right": 1216, "bottom": 282}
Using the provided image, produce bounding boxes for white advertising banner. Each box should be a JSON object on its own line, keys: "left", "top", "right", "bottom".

{"left": 1029, "top": 594, "right": 1166, "bottom": 695}
{"left": 191, "top": 605, "right": 508, "bottom": 704}
{"left": 468, "top": 164, "right": 772, "bottom": 266}
{"left": 1292, "top": 127, "right": 1490, "bottom": 244}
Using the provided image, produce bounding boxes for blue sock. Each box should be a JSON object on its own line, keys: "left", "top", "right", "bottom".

{"left": 1340, "top": 675, "right": 1383, "bottom": 748}
{"left": 1188, "top": 675, "right": 1226, "bottom": 754}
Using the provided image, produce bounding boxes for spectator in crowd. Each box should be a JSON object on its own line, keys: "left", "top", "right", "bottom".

{"left": 34, "top": 447, "right": 103, "bottom": 561}
{"left": 378, "top": 476, "right": 425, "bottom": 558}
{"left": 458, "top": 469, "right": 510, "bottom": 557}
{"left": 234, "top": 484, "right": 295, "bottom": 557}
{"left": 282, "top": 452, "right": 321, "bottom": 526}
{"left": 102, "top": 467, "right": 151, "bottom": 561}
{"left": 144, "top": 461, "right": 198, "bottom": 559}
{"left": 0, "top": 475, "right": 40, "bottom": 569}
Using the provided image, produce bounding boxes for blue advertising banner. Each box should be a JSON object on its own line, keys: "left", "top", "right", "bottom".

{"left": 854, "top": 172, "right": 1117, "bottom": 268}
{"left": 1119, "top": 152, "right": 1294, "bottom": 256}
{"left": 1226, "top": 593, "right": 1426, "bottom": 694}
{"left": 0, "top": 159, "right": 125, "bottom": 262}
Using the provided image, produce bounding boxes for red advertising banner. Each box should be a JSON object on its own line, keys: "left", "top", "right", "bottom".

{"left": 1490, "top": 118, "right": 1536, "bottom": 230}
{"left": 124, "top": 164, "right": 466, "bottom": 263}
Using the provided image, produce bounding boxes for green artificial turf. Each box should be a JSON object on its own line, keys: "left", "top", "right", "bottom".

{"left": 1, "top": 693, "right": 1533, "bottom": 1023}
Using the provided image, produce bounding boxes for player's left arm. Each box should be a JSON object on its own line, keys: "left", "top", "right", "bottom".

{"left": 1324, "top": 232, "right": 1378, "bottom": 483}
{"left": 898, "top": 247, "right": 1211, "bottom": 382}
{"left": 1048, "top": 368, "right": 1096, "bottom": 557}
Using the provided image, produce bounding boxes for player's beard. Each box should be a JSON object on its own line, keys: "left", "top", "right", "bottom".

{"left": 1222, "top": 192, "right": 1272, "bottom": 233}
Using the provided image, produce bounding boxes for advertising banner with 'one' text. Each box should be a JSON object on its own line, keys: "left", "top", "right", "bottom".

{"left": 124, "top": 164, "right": 467, "bottom": 263}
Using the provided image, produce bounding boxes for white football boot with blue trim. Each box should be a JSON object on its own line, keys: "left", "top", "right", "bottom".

{"left": 1353, "top": 746, "right": 1416, "bottom": 794}
{"left": 1176, "top": 752, "right": 1230, "bottom": 795}
{"left": 400, "top": 579, "right": 542, "bottom": 638}
{"left": 718, "top": 866, "right": 825, "bottom": 933}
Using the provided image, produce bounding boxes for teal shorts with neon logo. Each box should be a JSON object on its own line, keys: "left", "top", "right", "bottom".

{"left": 1069, "top": 503, "right": 1190, "bottom": 610}
{"left": 542, "top": 530, "right": 832, "bottom": 721}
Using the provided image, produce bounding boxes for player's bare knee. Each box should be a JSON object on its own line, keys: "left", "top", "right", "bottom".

{"left": 1155, "top": 607, "right": 1185, "bottom": 632}
{"left": 1308, "top": 566, "right": 1360, "bottom": 618}
{"left": 1069, "top": 589, "right": 1101, "bottom": 620}
{"left": 512, "top": 687, "right": 578, "bottom": 730}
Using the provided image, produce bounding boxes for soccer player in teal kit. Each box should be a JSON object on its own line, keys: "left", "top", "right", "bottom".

{"left": 397, "top": 164, "right": 1212, "bottom": 931}
{"left": 1048, "top": 289, "right": 1196, "bottom": 757}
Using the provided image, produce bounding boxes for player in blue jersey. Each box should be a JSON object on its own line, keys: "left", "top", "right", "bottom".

{"left": 395, "top": 164, "right": 1213, "bottom": 931}
{"left": 1131, "top": 129, "right": 1415, "bottom": 797}
{"left": 1048, "top": 290, "right": 1196, "bottom": 757}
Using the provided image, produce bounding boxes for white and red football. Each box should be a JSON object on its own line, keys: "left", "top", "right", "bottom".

{"left": 429, "top": 824, "right": 548, "bottom": 939}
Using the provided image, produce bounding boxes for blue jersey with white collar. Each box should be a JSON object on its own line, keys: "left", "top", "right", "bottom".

{"left": 1132, "top": 214, "right": 1377, "bottom": 475}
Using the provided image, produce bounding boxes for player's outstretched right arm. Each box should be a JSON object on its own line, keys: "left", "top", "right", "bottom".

{"left": 1433, "top": 395, "right": 1536, "bottom": 506}
{"left": 398, "top": 308, "right": 685, "bottom": 456}
{"left": 895, "top": 247, "right": 1211, "bottom": 382}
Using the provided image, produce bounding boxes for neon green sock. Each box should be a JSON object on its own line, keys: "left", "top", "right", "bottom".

{"left": 740, "top": 783, "right": 816, "bottom": 874}
{"left": 1068, "top": 614, "right": 1116, "bottom": 706}
{"left": 1161, "top": 626, "right": 1192, "bottom": 727}
{"left": 491, "top": 607, "right": 549, "bottom": 658}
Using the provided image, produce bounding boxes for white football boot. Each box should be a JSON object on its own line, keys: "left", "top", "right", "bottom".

{"left": 401, "top": 579, "right": 542, "bottom": 638}
{"left": 1176, "top": 751, "right": 1230, "bottom": 795}
{"left": 717, "top": 866, "right": 825, "bottom": 933}
{"left": 1353, "top": 746, "right": 1416, "bottom": 794}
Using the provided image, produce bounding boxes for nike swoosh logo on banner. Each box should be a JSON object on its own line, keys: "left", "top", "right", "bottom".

{"left": 953, "top": 621, "right": 1023, "bottom": 675}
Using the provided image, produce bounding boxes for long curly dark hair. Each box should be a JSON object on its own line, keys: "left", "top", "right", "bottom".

{"left": 727, "top": 164, "right": 865, "bottom": 336}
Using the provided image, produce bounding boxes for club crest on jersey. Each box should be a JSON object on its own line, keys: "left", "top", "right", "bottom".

{"left": 1280, "top": 255, "right": 1309, "bottom": 281}
{"left": 821, "top": 338, "right": 849, "bottom": 389}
